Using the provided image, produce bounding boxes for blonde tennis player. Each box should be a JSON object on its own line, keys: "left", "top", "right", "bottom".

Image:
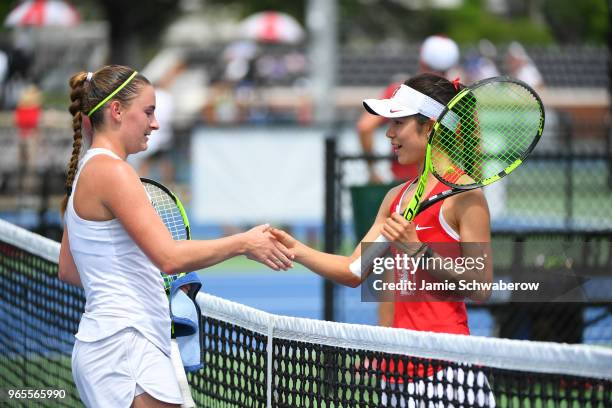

{"left": 58, "top": 64, "right": 294, "bottom": 408}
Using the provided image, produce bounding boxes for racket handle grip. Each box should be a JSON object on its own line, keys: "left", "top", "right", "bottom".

{"left": 170, "top": 339, "right": 196, "bottom": 408}
{"left": 348, "top": 235, "right": 389, "bottom": 278}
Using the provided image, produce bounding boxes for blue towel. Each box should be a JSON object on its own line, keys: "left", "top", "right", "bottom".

{"left": 169, "top": 272, "right": 203, "bottom": 372}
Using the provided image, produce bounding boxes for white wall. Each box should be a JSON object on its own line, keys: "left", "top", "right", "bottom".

{"left": 190, "top": 126, "right": 394, "bottom": 225}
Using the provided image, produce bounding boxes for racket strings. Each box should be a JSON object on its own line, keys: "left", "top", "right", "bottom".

{"left": 143, "top": 183, "right": 188, "bottom": 241}
{"left": 432, "top": 95, "right": 480, "bottom": 182}
{"left": 431, "top": 81, "right": 543, "bottom": 186}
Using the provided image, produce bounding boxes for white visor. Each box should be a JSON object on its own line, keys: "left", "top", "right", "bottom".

{"left": 363, "top": 84, "right": 446, "bottom": 119}
{"left": 363, "top": 84, "right": 461, "bottom": 130}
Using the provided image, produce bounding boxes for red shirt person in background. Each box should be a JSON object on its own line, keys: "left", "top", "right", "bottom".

{"left": 15, "top": 84, "right": 42, "bottom": 140}
{"left": 14, "top": 85, "right": 42, "bottom": 181}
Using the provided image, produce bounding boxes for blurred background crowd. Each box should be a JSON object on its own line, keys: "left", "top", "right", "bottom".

{"left": 0, "top": 0, "right": 607, "bottom": 214}
{"left": 0, "top": 0, "right": 605, "bottom": 126}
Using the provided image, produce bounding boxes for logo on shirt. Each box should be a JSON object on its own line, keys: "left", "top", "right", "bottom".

{"left": 415, "top": 225, "right": 433, "bottom": 231}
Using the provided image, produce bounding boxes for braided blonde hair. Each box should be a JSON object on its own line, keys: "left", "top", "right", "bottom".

{"left": 61, "top": 65, "right": 150, "bottom": 215}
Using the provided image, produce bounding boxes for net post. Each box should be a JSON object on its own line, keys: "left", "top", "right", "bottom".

{"left": 558, "top": 111, "right": 574, "bottom": 229}
{"left": 266, "top": 316, "right": 275, "bottom": 408}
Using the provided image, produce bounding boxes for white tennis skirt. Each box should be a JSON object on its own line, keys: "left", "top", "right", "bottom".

{"left": 72, "top": 328, "right": 183, "bottom": 407}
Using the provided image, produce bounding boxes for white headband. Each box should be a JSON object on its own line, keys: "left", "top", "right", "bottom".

{"left": 85, "top": 72, "right": 93, "bottom": 82}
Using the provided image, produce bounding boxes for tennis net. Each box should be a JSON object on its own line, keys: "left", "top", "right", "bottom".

{"left": 1, "top": 218, "right": 611, "bottom": 407}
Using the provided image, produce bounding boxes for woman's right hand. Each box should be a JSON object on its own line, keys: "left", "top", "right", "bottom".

{"left": 242, "top": 224, "right": 295, "bottom": 271}
{"left": 267, "top": 227, "right": 298, "bottom": 251}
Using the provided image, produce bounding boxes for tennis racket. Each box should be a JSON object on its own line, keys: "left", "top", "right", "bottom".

{"left": 142, "top": 178, "right": 190, "bottom": 241}
{"left": 349, "top": 76, "right": 545, "bottom": 277}
{"left": 141, "top": 177, "right": 196, "bottom": 408}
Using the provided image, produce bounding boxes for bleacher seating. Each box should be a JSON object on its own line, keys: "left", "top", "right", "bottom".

{"left": 186, "top": 44, "right": 607, "bottom": 88}
{"left": 528, "top": 46, "right": 607, "bottom": 87}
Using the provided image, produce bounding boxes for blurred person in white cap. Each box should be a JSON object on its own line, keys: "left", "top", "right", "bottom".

{"left": 357, "top": 34, "right": 461, "bottom": 185}
{"left": 355, "top": 35, "right": 461, "bottom": 327}
{"left": 419, "top": 34, "right": 461, "bottom": 77}
{"left": 464, "top": 39, "right": 500, "bottom": 84}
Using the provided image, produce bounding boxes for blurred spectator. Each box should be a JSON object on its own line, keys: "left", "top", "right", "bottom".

{"left": 202, "top": 41, "right": 256, "bottom": 125}
{"left": 203, "top": 79, "right": 243, "bottom": 124}
{"left": 464, "top": 39, "right": 500, "bottom": 84}
{"left": 505, "top": 41, "right": 544, "bottom": 90}
{"left": 208, "top": 41, "right": 309, "bottom": 124}
{"left": 419, "top": 34, "right": 462, "bottom": 79}
{"left": 357, "top": 34, "right": 461, "bottom": 184}
{"left": 223, "top": 41, "right": 258, "bottom": 67}
{"left": 14, "top": 84, "right": 42, "bottom": 191}
{"left": 15, "top": 84, "right": 42, "bottom": 139}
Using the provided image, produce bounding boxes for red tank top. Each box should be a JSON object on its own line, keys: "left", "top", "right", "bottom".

{"left": 389, "top": 180, "right": 469, "bottom": 335}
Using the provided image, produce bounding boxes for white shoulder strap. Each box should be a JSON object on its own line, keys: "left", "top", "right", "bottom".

{"left": 71, "top": 148, "right": 122, "bottom": 197}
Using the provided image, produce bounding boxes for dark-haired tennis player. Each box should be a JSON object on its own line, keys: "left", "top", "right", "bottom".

{"left": 273, "top": 73, "right": 492, "bottom": 318}
{"left": 58, "top": 64, "right": 294, "bottom": 407}
{"left": 271, "top": 72, "right": 495, "bottom": 406}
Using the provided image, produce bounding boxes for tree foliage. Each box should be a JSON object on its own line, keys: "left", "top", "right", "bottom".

{"left": 541, "top": 0, "right": 608, "bottom": 44}
{"left": 436, "top": 0, "right": 552, "bottom": 45}
{"left": 205, "top": 0, "right": 606, "bottom": 46}
{"left": 97, "top": 0, "right": 181, "bottom": 66}
{"left": 0, "top": 0, "right": 606, "bottom": 51}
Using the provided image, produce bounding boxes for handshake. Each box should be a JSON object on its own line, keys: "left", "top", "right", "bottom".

{"left": 241, "top": 224, "right": 298, "bottom": 271}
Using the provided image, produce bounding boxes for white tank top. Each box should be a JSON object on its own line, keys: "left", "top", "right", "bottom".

{"left": 66, "top": 148, "right": 171, "bottom": 355}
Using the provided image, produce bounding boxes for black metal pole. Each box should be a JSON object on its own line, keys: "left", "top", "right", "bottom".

{"left": 37, "top": 169, "right": 49, "bottom": 237}
{"left": 559, "top": 112, "right": 574, "bottom": 230}
{"left": 323, "top": 137, "right": 338, "bottom": 321}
